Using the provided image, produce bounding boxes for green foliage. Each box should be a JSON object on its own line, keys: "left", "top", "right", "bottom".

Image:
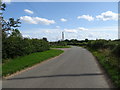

{"left": 31, "top": 38, "right": 50, "bottom": 52}
{"left": 85, "top": 39, "right": 89, "bottom": 42}
{"left": 104, "top": 41, "right": 116, "bottom": 50}
{"left": 111, "top": 44, "right": 120, "bottom": 57}
{"left": 1, "top": 2, "right": 50, "bottom": 64}
{"left": 50, "top": 41, "right": 67, "bottom": 47}
{"left": 0, "top": 3, "right": 21, "bottom": 31}
{"left": 2, "top": 30, "right": 50, "bottom": 61}
{"left": 2, "top": 18, "right": 21, "bottom": 31}
{"left": 2, "top": 29, "right": 23, "bottom": 59}
{"left": 87, "top": 39, "right": 108, "bottom": 50}
{"left": 51, "top": 46, "right": 71, "bottom": 48}
{"left": 0, "top": 2, "right": 6, "bottom": 12}
{"left": 87, "top": 39, "right": 120, "bottom": 57}
{"left": 60, "top": 39, "right": 89, "bottom": 46}
{"left": 42, "top": 37, "right": 48, "bottom": 42}
{"left": 86, "top": 39, "right": 120, "bottom": 88}
{"left": 2, "top": 49, "right": 64, "bottom": 76}
{"left": 91, "top": 50, "right": 120, "bottom": 88}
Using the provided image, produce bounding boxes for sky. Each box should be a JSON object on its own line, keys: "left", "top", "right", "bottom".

{"left": 3, "top": 2, "right": 118, "bottom": 41}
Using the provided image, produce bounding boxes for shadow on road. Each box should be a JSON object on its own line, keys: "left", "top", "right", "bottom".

{"left": 7, "top": 73, "right": 103, "bottom": 80}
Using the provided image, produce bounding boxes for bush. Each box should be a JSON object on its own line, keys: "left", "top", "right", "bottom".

{"left": 104, "top": 42, "right": 116, "bottom": 50}
{"left": 2, "top": 30, "right": 50, "bottom": 60}
{"left": 111, "top": 44, "right": 120, "bottom": 57}
{"left": 50, "top": 41, "right": 67, "bottom": 47}
{"left": 87, "top": 40, "right": 107, "bottom": 50}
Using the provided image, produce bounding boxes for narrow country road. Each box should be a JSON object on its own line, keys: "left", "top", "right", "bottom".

{"left": 3, "top": 46, "right": 111, "bottom": 88}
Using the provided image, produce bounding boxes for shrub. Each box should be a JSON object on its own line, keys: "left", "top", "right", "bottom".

{"left": 50, "top": 41, "right": 67, "bottom": 47}
{"left": 2, "top": 30, "right": 50, "bottom": 60}
{"left": 104, "top": 42, "right": 116, "bottom": 50}
{"left": 87, "top": 40, "right": 107, "bottom": 50}
{"left": 111, "top": 44, "right": 120, "bottom": 57}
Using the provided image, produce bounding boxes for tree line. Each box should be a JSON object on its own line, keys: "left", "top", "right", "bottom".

{"left": 0, "top": 3, "right": 49, "bottom": 62}
{"left": 2, "top": 30, "right": 50, "bottom": 60}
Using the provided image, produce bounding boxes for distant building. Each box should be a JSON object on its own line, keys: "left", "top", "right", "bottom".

{"left": 62, "top": 32, "right": 64, "bottom": 41}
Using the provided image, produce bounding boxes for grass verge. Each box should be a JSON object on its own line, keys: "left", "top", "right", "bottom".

{"left": 51, "top": 46, "right": 71, "bottom": 48}
{"left": 2, "top": 49, "right": 64, "bottom": 77}
{"left": 87, "top": 48, "right": 120, "bottom": 88}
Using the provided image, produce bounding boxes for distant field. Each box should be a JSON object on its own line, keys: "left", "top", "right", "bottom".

{"left": 51, "top": 46, "right": 71, "bottom": 48}
{"left": 2, "top": 49, "right": 64, "bottom": 77}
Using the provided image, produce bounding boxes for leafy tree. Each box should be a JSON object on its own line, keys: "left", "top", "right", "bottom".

{"left": 43, "top": 37, "right": 48, "bottom": 42}
{"left": 0, "top": 2, "right": 6, "bottom": 15}
{"left": 10, "top": 29, "right": 22, "bottom": 38}
{"left": 1, "top": 2, "right": 50, "bottom": 60}
{"left": 85, "top": 39, "right": 89, "bottom": 42}
{"left": 0, "top": 3, "right": 21, "bottom": 32}
{"left": 2, "top": 18, "right": 21, "bottom": 31}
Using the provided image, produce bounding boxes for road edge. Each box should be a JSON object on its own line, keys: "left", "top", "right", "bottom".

{"left": 82, "top": 47, "right": 115, "bottom": 88}
{"left": 3, "top": 49, "right": 66, "bottom": 80}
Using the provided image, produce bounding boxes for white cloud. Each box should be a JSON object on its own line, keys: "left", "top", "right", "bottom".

{"left": 20, "top": 16, "right": 37, "bottom": 24}
{"left": 22, "top": 34, "right": 30, "bottom": 38}
{"left": 63, "top": 26, "right": 117, "bottom": 40}
{"left": 64, "top": 27, "right": 88, "bottom": 33}
{"left": 60, "top": 18, "right": 67, "bottom": 22}
{"left": 96, "top": 11, "right": 118, "bottom": 21}
{"left": 20, "top": 25, "right": 118, "bottom": 41}
{"left": 64, "top": 29, "right": 77, "bottom": 33}
{"left": 86, "top": 26, "right": 118, "bottom": 40}
{"left": 24, "top": 9, "right": 34, "bottom": 14}
{"left": 56, "top": 26, "right": 60, "bottom": 28}
{"left": 2, "top": 0, "right": 11, "bottom": 4}
{"left": 63, "top": 27, "right": 88, "bottom": 33}
{"left": 77, "top": 15, "right": 94, "bottom": 21}
{"left": 44, "top": 30, "right": 53, "bottom": 33}
{"left": 89, "top": 26, "right": 118, "bottom": 32}
{"left": 21, "top": 28, "right": 62, "bottom": 41}
{"left": 78, "top": 27, "right": 88, "bottom": 31}
{"left": 2, "top": 0, "right": 11, "bottom": 2}
{"left": 20, "top": 16, "right": 56, "bottom": 25}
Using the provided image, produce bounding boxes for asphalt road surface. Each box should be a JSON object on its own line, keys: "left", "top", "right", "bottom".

{"left": 3, "top": 46, "right": 111, "bottom": 88}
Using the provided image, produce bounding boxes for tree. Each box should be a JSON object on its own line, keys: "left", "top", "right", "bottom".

{"left": 2, "top": 18, "right": 21, "bottom": 32}
{"left": 0, "top": 3, "right": 21, "bottom": 32}
{"left": 1, "top": 2, "right": 50, "bottom": 60}
{"left": 85, "top": 39, "right": 89, "bottom": 42}
{"left": 10, "top": 29, "right": 22, "bottom": 38}
{"left": 43, "top": 37, "right": 48, "bottom": 42}
{"left": 1, "top": 3, "right": 22, "bottom": 59}
{"left": 0, "top": 2, "right": 6, "bottom": 15}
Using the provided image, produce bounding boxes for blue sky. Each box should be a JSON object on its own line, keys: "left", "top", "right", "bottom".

{"left": 4, "top": 2, "right": 118, "bottom": 41}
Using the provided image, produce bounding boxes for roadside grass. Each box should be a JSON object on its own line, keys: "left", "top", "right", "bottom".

{"left": 51, "top": 46, "right": 71, "bottom": 48}
{"left": 87, "top": 48, "right": 120, "bottom": 88}
{"left": 2, "top": 49, "right": 64, "bottom": 77}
